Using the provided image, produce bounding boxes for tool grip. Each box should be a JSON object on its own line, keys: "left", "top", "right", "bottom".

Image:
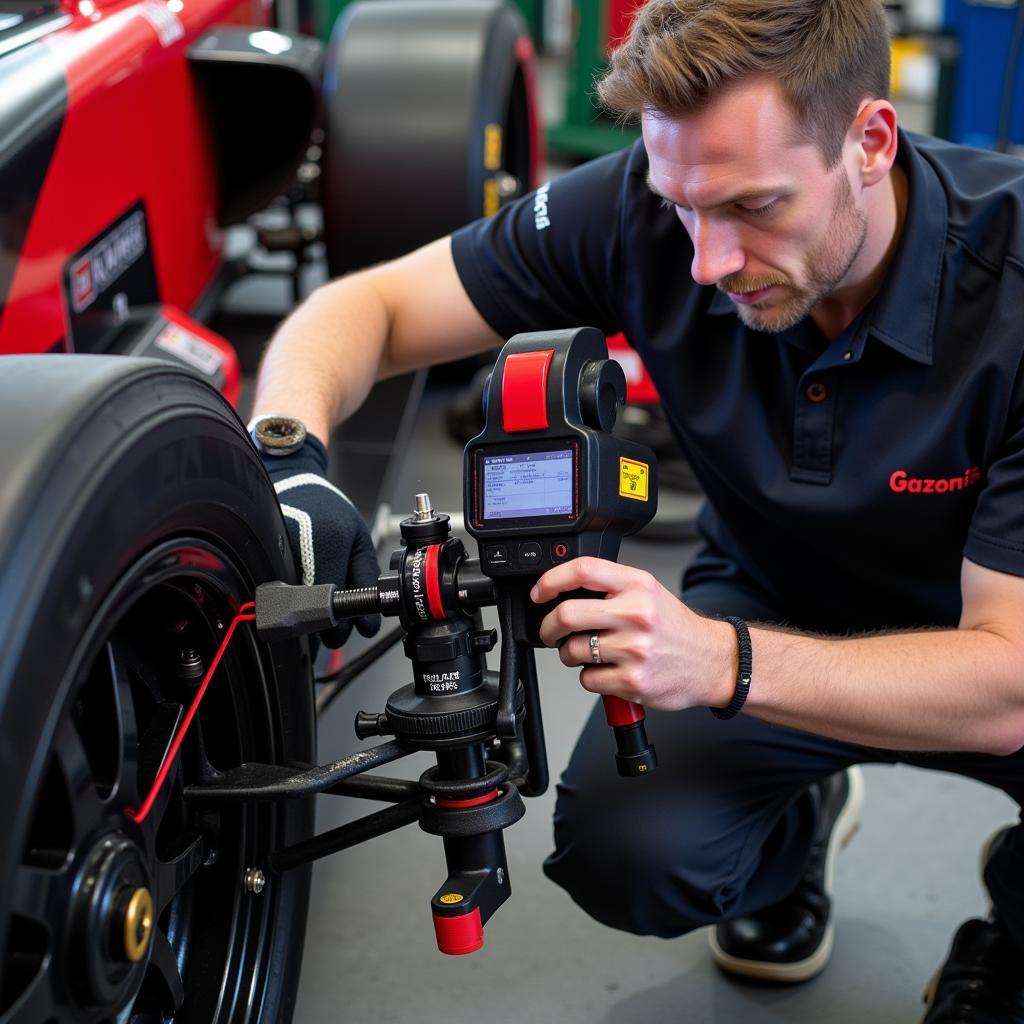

{"left": 602, "top": 696, "right": 657, "bottom": 777}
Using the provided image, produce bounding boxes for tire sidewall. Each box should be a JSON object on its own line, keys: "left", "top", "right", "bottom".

{"left": 0, "top": 367, "right": 314, "bottom": 1022}
{"left": 471, "top": 3, "right": 534, "bottom": 215}
{"left": 320, "top": 0, "right": 534, "bottom": 274}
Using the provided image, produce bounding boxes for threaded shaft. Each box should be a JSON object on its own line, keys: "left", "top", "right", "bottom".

{"left": 332, "top": 587, "right": 381, "bottom": 618}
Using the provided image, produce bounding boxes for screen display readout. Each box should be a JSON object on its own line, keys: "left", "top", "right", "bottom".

{"left": 482, "top": 449, "right": 574, "bottom": 520}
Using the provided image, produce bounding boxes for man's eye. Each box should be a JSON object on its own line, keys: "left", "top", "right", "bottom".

{"left": 659, "top": 197, "right": 691, "bottom": 213}
{"left": 741, "top": 199, "right": 780, "bottom": 217}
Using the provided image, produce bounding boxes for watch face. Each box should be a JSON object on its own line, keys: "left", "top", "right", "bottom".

{"left": 255, "top": 416, "right": 306, "bottom": 454}
{"left": 264, "top": 422, "right": 297, "bottom": 440}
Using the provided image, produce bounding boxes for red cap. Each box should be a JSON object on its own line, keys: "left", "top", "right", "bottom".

{"left": 433, "top": 908, "right": 484, "bottom": 955}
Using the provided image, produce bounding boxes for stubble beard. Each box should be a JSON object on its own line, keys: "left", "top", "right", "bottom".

{"left": 724, "top": 174, "right": 868, "bottom": 334}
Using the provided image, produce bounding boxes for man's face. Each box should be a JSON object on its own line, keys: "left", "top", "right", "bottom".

{"left": 642, "top": 77, "right": 868, "bottom": 333}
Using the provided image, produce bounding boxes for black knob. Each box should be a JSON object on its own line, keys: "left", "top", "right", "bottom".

{"left": 614, "top": 745, "right": 658, "bottom": 777}
{"left": 611, "top": 721, "right": 658, "bottom": 777}
{"left": 354, "top": 711, "right": 391, "bottom": 739}
{"left": 579, "top": 359, "right": 626, "bottom": 432}
{"left": 399, "top": 511, "right": 451, "bottom": 546}
{"left": 472, "top": 629, "right": 498, "bottom": 653}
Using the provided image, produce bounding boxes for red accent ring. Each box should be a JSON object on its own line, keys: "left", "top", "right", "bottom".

{"left": 425, "top": 543, "right": 445, "bottom": 621}
{"left": 436, "top": 789, "right": 499, "bottom": 809}
{"left": 602, "top": 695, "right": 646, "bottom": 727}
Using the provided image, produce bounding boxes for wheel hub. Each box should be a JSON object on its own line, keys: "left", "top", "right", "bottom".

{"left": 68, "top": 832, "right": 154, "bottom": 1006}
{"left": 1, "top": 529, "right": 306, "bottom": 1021}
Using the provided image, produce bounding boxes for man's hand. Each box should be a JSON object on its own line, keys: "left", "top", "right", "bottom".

{"left": 259, "top": 435, "right": 381, "bottom": 647}
{"left": 533, "top": 557, "right": 735, "bottom": 710}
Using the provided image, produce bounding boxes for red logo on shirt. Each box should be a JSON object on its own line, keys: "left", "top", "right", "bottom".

{"left": 889, "top": 466, "right": 982, "bottom": 494}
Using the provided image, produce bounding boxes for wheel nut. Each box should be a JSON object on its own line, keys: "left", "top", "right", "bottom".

{"left": 244, "top": 868, "right": 266, "bottom": 894}
{"left": 122, "top": 887, "right": 154, "bottom": 962}
{"left": 177, "top": 648, "right": 204, "bottom": 682}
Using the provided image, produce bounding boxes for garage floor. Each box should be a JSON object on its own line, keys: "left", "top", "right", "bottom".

{"left": 288, "top": 382, "right": 1018, "bottom": 1024}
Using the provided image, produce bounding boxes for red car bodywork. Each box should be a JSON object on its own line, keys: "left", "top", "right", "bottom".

{"left": 0, "top": 0, "right": 311, "bottom": 404}
{"left": 1, "top": 0, "right": 654, "bottom": 413}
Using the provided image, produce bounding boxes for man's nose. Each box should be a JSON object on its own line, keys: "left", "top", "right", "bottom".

{"left": 688, "top": 215, "right": 745, "bottom": 287}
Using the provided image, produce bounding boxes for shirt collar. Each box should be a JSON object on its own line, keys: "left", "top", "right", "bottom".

{"left": 704, "top": 130, "right": 946, "bottom": 366}
{"left": 863, "top": 129, "right": 945, "bottom": 366}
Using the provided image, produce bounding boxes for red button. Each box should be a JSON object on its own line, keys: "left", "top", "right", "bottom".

{"left": 433, "top": 908, "right": 484, "bottom": 955}
{"left": 552, "top": 541, "right": 570, "bottom": 561}
{"left": 501, "top": 350, "right": 553, "bottom": 432}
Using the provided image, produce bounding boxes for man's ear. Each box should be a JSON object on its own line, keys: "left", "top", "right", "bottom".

{"left": 848, "top": 99, "right": 898, "bottom": 188}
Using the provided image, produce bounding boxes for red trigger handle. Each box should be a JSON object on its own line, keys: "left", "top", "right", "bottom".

{"left": 602, "top": 696, "right": 657, "bottom": 777}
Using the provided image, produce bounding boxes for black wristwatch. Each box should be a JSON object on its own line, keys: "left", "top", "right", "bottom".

{"left": 248, "top": 414, "right": 308, "bottom": 457}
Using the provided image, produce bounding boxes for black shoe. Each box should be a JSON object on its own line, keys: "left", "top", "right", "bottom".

{"left": 921, "top": 916, "right": 1024, "bottom": 1022}
{"left": 709, "top": 766, "right": 864, "bottom": 983}
{"left": 921, "top": 827, "right": 1024, "bottom": 1023}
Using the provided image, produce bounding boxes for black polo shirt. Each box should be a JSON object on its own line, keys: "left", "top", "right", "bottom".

{"left": 451, "top": 131, "right": 1024, "bottom": 632}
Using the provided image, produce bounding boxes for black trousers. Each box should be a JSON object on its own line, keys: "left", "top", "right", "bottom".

{"left": 542, "top": 579, "right": 1024, "bottom": 952}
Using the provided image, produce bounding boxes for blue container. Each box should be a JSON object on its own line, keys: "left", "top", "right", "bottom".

{"left": 944, "top": 0, "right": 1024, "bottom": 148}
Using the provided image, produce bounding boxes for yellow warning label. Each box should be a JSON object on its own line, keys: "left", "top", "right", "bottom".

{"left": 484, "top": 123, "right": 503, "bottom": 171}
{"left": 619, "top": 458, "right": 649, "bottom": 501}
{"left": 439, "top": 893, "right": 464, "bottom": 905}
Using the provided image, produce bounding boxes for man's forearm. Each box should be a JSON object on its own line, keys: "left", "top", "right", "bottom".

{"left": 743, "top": 624, "right": 1024, "bottom": 755}
{"left": 252, "top": 273, "right": 391, "bottom": 442}
{"left": 532, "top": 557, "right": 1024, "bottom": 757}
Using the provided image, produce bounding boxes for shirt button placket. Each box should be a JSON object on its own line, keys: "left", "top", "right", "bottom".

{"left": 791, "top": 373, "right": 836, "bottom": 485}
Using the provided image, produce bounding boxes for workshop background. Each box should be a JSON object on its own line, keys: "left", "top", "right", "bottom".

{"left": 217, "top": 0, "right": 1023, "bottom": 1020}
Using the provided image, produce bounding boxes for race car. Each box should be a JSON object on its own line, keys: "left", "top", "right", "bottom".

{"left": 0, "top": 0, "right": 540, "bottom": 1019}
{"left": 0, "top": 0, "right": 540, "bottom": 399}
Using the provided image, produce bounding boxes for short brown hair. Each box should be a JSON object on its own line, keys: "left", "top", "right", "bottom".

{"left": 597, "top": 0, "right": 891, "bottom": 166}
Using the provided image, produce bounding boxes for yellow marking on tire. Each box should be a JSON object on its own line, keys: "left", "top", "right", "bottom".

{"left": 484, "top": 123, "right": 502, "bottom": 171}
{"left": 484, "top": 177, "right": 499, "bottom": 217}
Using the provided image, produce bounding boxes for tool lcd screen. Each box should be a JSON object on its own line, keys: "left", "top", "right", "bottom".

{"left": 481, "top": 448, "right": 574, "bottom": 521}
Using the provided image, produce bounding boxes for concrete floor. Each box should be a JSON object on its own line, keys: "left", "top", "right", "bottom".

{"left": 291, "top": 385, "right": 1018, "bottom": 1024}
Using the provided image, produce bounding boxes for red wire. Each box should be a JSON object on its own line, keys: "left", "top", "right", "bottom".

{"left": 126, "top": 602, "right": 256, "bottom": 825}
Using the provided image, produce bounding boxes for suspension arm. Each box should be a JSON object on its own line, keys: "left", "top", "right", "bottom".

{"left": 183, "top": 739, "right": 412, "bottom": 803}
{"left": 265, "top": 797, "right": 423, "bottom": 875}
{"left": 325, "top": 775, "right": 422, "bottom": 801}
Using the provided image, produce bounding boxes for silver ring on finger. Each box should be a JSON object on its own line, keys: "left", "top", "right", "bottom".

{"left": 589, "top": 632, "right": 602, "bottom": 664}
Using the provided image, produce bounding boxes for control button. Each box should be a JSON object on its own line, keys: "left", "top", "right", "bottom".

{"left": 485, "top": 544, "right": 508, "bottom": 566}
{"left": 551, "top": 540, "right": 572, "bottom": 562}
{"left": 517, "top": 542, "right": 543, "bottom": 567}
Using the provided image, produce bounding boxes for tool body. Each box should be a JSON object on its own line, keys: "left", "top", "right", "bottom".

{"left": 240, "top": 328, "right": 660, "bottom": 953}
{"left": 464, "top": 327, "right": 659, "bottom": 774}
